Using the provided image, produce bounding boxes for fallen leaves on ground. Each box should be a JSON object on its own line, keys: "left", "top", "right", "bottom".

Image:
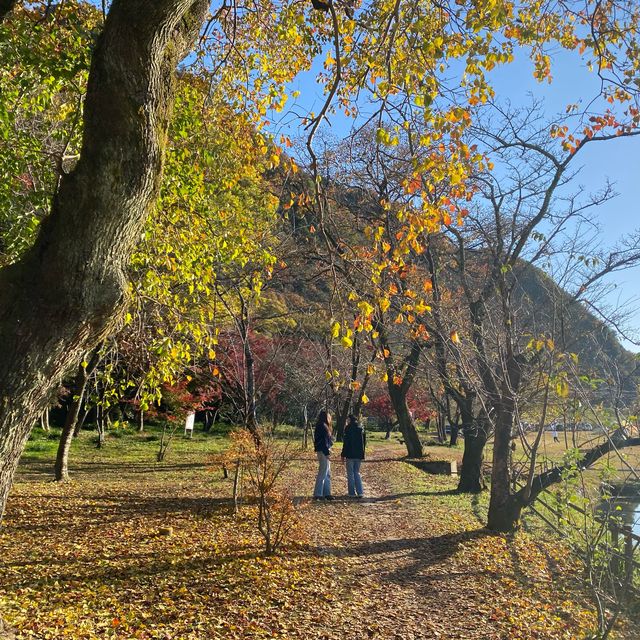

{"left": 0, "top": 436, "right": 623, "bottom": 638}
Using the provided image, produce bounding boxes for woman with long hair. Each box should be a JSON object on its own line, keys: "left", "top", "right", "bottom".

{"left": 313, "top": 409, "right": 334, "bottom": 500}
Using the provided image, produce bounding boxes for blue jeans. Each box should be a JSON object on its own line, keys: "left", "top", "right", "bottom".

{"left": 345, "top": 458, "right": 363, "bottom": 496}
{"left": 314, "top": 452, "right": 332, "bottom": 497}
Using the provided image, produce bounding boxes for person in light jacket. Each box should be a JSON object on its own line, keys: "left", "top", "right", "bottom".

{"left": 313, "top": 410, "right": 334, "bottom": 500}
{"left": 341, "top": 414, "right": 366, "bottom": 498}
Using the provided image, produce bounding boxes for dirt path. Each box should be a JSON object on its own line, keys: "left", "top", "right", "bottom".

{"left": 0, "top": 437, "right": 609, "bottom": 639}
{"left": 299, "top": 445, "right": 598, "bottom": 640}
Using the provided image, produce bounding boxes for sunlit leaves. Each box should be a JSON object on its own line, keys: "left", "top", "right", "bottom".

{"left": 0, "top": 3, "right": 96, "bottom": 265}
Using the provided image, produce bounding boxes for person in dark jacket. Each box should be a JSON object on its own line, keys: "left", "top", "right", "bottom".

{"left": 313, "top": 410, "right": 334, "bottom": 500}
{"left": 341, "top": 414, "right": 366, "bottom": 497}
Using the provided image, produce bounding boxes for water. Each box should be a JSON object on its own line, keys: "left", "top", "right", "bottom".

{"left": 603, "top": 498, "right": 640, "bottom": 537}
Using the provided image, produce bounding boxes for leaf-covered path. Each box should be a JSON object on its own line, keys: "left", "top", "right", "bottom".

{"left": 301, "top": 445, "right": 598, "bottom": 640}
{"left": 0, "top": 433, "right": 617, "bottom": 639}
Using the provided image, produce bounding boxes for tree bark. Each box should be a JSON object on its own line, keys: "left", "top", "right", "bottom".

{"left": 388, "top": 384, "right": 423, "bottom": 458}
{"left": 244, "top": 329, "right": 258, "bottom": 433}
{"left": 73, "top": 407, "right": 90, "bottom": 438}
{"left": 54, "top": 352, "right": 100, "bottom": 481}
{"left": 487, "top": 403, "right": 517, "bottom": 531}
{"left": 0, "top": 0, "right": 208, "bottom": 523}
{"left": 376, "top": 320, "right": 424, "bottom": 458}
{"left": 457, "top": 404, "right": 488, "bottom": 494}
{"left": 486, "top": 280, "right": 525, "bottom": 531}
{"left": 489, "top": 431, "right": 640, "bottom": 533}
{"left": 39, "top": 408, "right": 50, "bottom": 432}
{"left": 55, "top": 373, "right": 87, "bottom": 480}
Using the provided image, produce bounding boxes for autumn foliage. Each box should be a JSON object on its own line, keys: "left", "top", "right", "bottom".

{"left": 221, "top": 428, "right": 302, "bottom": 555}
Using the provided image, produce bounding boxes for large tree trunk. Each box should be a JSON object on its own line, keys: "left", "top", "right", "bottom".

{"left": 0, "top": 0, "right": 208, "bottom": 523}
{"left": 388, "top": 384, "right": 423, "bottom": 458}
{"left": 457, "top": 415, "right": 488, "bottom": 493}
{"left": 456, "top": 398, "right": 486, "bottom": 493}
{"left": 487, "top": 403, "right": 516, "bottom": 531}
{"left": 376, "top": 321, "right": 424, "bottom": 458}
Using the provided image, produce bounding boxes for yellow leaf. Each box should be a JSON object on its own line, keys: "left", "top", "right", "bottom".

{"left": 556, "top": 379, "right": 569, "bottom": 398}
{"left": 331, "top": 322, "right": 341, "bottom": 338}
{"left": 341, "top": 335, "right": 353, "bottom": 348}
{"left": 358, "top": 300, "right": 374, "bottom": 316}
{"left": 361, "top": 393, "right": 369, "bottom": 404}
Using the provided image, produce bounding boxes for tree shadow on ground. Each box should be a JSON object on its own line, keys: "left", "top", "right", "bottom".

{"left": 4, "top": 543, "right": 268, "bottom": 592}
{"left": 5, "top": 492, "right": 238, "bottom": 534}
{"left": 16, "top": 458, "right": 209, "bottom": 480}
{"left": 317, "top": 527, "right": 498, "bottom": 598}
{"left": 322, "top": 527, "right": 489, "bottom": 560}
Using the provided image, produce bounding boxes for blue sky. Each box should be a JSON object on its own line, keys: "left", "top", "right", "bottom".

{"left": 484, "top": 51, "right": 640, "bottom": 350}
{"left": 269, "top": 46, "right": 640, "bottom": 351}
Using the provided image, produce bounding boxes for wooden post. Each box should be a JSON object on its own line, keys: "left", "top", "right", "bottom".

{"left": 623, "top": 526, "right": 634, "bottom": 591}
{"left": 609, "top": 520, "right": 621, "bottom": 578}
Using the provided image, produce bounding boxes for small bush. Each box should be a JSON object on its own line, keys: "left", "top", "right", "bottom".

{"left": 222, "top": 427, "right": 300, "bottom": 555}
